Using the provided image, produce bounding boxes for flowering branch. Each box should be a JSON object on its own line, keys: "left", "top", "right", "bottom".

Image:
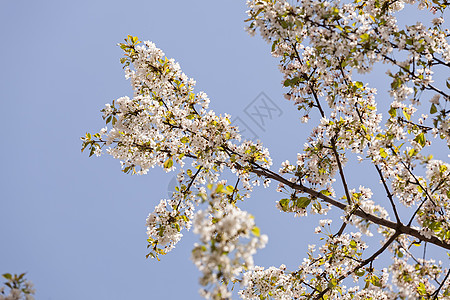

{"left": 250, "top": 164, "right": 450, "bottom": 250}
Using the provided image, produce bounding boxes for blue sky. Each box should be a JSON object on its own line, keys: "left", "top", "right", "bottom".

{"left": 0, "top": 1, "right": 448, "bottom": 299}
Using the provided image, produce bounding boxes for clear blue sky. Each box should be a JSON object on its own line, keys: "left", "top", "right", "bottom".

{"left": 0, "top": 1, "right": 447, "bottom": 299}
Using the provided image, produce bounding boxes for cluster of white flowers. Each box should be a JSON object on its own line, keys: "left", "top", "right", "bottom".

{"left": 239, "top": 265, "right": 305, "bottom": 299}
{"left": 0, "top": 273, "right": 35, "bottom": 300}
{"left": 145, "top": 195, "right": 195, "bottom": 258}
{"left": 343, "top": 186, "right": 389, "bottom": 236}
{"left": 192, "top": 185, "right": 268, "bottom": 299}
{"left": 240, "top": 231, "right": 371, "bottom": 299}
{"left": 391, "top": 257, "right": 446, "bottom": 298}
{"left": 414, "top": 159, "right": 450, "bottom": 241}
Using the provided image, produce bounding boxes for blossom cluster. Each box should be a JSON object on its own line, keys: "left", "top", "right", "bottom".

{"left": 239, "top": 265, "right": 305, "bottom": 299}
{"left": 240, "top": 231, "right": 376, "bottom": 299}
{"left": 192, "top": 184, "right": 268, "bottom": 299}
{"left": 0, "top": 273, "right": 35, "bottom": 300}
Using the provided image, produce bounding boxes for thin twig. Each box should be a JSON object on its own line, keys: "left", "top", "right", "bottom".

{"left": 432, "top": 269, "right": 450, "bottom": 299}
{"left": 375, "top": 164, "right": 401, "bottom": 224}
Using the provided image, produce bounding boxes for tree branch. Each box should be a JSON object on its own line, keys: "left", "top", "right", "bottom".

{"left": 313, "top": 231, "right": 400, "bottom": 299}
{"left": 291, "top": 42, "right": 353, "bottom": 206}
{"left": 249, "top": 164, "right": 450, "bottom": 251}
{"left": 375, "top": 164, "right": 401, "bottom": 224}
{"left": 432, "top": 269, "right": 450, "bottom": 299}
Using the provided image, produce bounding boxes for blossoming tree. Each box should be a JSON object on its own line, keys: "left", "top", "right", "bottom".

{"left": 82, "top": 0, "right": 450, "bottom": 298}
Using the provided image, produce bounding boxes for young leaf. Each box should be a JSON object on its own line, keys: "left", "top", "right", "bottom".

{"left": 430, "top": 103, "right": 437, "bottom": 114}
{"left": 251, "top": 226, "right": 260, "bottom": 237}
{"left": 296, "top": 197, "right": 311, "bottom": 209}
{"left": 163, "top": 158, "right": 173, "bottom": 169}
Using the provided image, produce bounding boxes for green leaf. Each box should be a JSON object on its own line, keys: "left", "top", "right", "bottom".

{"left": 379, "top": 148, "right": 388, "bottom": 158}
{"left": 89, "top": 146, "right": 95, "bottom": 157}
{"left": 402, "top": 108, "right": 411, "bottom": 121}
{"left": 251, "top": 226, "right": 260, "bottom": 237}
{"left": 279, "top": 198, "right": 290, "bottom": 210}
{"left": 2, "top": 273, "right": 12, "bottom": 280}
{"left": 360, "top": 33, "right": 369, "bottom": 41}
{"left": 283, "top": 78, "right": 292, "bottom": 87}
{"left": 327, "top": 278, "right": 338, "bottom": 288}
{"left": 414, "top": 133, "right": 426, "bottom": 147}
{"left": 163, "top": 158, "right": 173, "bottom": 169}
{"left": 320, "top": 189, "right": 331, "bottom": 196}
{"left": 313, "top": 202, "right": 322, "bottom": 212}
{"left": 430, "top": 103, "right": 437, "bottom": 114}
{"left": 215, "top": 184, "right": 224, "bottom": 194}
{"left": 226, "top": 185, "right": 235, "bottom": 193}
{"left": 417, "top": 282, "right": 427, "bottom": 296}
{"left": 296, "top": 197, "right": 311, "bottom": 208}
{"left": 388, "top": 107, "right": 397, "bottom": 118}
{"left": 271, "top": 40, "right": 279, "bottom": 52}
{"left": 391, "top": 77, "right": 403, "bottom": 89}
{"left": 395, "top": 247, "right": 403, "bottom": 257}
